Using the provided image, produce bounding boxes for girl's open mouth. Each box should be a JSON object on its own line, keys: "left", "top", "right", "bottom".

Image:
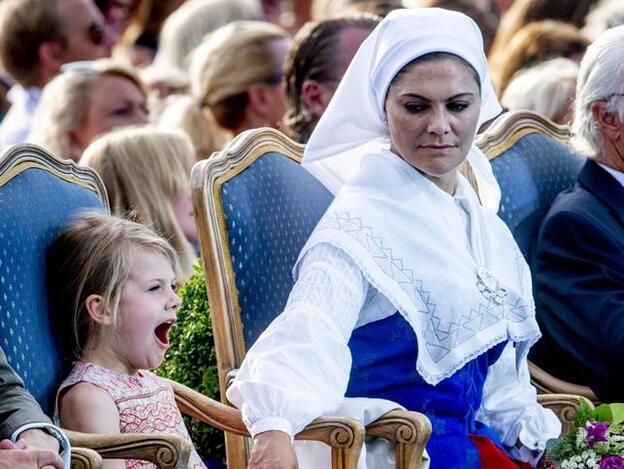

{"left": 154, "top": 319, "right": 175, "bottom": 347}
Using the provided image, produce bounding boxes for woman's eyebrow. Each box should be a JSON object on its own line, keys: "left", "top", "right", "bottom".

{"left": 399, "top": 92, "right": 476, "bottom": 100}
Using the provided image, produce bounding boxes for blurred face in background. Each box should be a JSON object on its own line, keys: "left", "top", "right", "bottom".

{"left": 74, "top": 74, "right": 148, "bottom": 151}
{"left": 266, "top": 37, "right": 291, "bottom": 127}
{"left": 99, "top": 0, "right": 138, "bottom": 37}
{"left": 171, "top": 192, "right": 197, "bottom": 243}
{"left": 60, "top": 0, "right": 116, "bottom": 62}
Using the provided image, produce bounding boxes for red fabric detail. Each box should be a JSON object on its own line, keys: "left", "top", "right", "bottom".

{"left": 469, "top": 434, "right": 532, "bottom": 469}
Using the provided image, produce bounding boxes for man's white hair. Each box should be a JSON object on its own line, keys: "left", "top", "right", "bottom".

{"left": 572, "top": 24, "right": 624, "bottom": 156}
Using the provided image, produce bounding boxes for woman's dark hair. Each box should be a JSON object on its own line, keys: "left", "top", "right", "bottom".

{"left": 388, "top": 52, "right": 481, "bottom": 99}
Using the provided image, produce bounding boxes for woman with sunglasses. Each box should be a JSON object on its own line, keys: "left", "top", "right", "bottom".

{"left": 190, "top": 20, "right": 291, "bottom": 140}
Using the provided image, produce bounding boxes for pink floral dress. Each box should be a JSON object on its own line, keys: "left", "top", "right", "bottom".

{"left": 57, "top": 361, "right": 206, "bottom": 469}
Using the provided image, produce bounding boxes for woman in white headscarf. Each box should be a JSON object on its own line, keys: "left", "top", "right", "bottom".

{"left": 227, "top": 8, "right": 560, "bottom": 469}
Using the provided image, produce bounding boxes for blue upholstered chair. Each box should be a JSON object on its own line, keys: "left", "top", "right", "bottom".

{"left": 476, "top": 110, "right": 599, "bottom": 405}
{"left": 0, "top": 144, "right": 287, "bottom": 468}
{"left": 192, "top": 128, "right": 431, "bottom": 469}
{"left": 476, "top": 110, "right": 585, "bottom": 270}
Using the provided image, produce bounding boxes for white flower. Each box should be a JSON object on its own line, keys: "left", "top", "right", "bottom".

{"left": 577, "top": 428, "right": 588, "bottom": 446}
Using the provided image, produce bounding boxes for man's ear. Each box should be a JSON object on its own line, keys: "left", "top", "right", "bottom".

{"left": 591, "top": 100, "right": 621, "bottom": 136}
{"left": 38, "top": 41, "right": 65, "bottom": 77}
{"left": 84, "top": 294, "right": 114, "bottom": 326}
{"left": 301, "top": 79, "right": 333, "bottom": 118}
{"left": 247, "top": 83, "right": 271, "bottom": 116}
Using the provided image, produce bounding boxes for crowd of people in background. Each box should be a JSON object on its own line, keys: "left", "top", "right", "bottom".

{"left": 1, "top": 0, "right": 624, "bottom": 467}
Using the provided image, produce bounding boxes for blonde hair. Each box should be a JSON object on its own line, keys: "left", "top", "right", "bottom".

{"left": 155, "top": 0, "right": 260, "bottom": 73}
{"left": 502, "top": 57, "right": 578, "bottom": 124}
{"left": 582, "top": 0, "right": 624, "bottom": 41}
{"left": 80, "top": 126, "right": 196, "bottom": 278}
{"left": 488, "top": 20, "right": 588, "bottom": 97}
{"left": 47, "top": 211, "right": 179, "bottom": 359}
{"left": 28, "top": 59, "right": 146, "bottom": 162}
{"left": 489, "top": 0, "right": 597, "bottom": 64}
{"left": 156, "top": 94, "right": 226, "bottom": 161}
{"left": 190, "top": 20, "right": 289, "bottom": 131}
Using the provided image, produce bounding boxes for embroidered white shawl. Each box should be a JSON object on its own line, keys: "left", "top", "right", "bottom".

{"left": 295, "top": 149, "right": 541, "bottom": 385}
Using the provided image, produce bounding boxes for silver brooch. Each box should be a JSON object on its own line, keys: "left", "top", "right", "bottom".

{"left": 476, "top": 266, "right": 507, "bottom": 305}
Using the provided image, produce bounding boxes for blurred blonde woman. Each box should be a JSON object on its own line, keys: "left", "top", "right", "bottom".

{"left": 80, "top": 126, "right": 197, "bottom": 280}
{"left": 488, "top": 20, "right": 588, "bottom": 97}
{"left": 502, "top": 57, "right": 579, "bottom": 125}
{"left": 154, "top": 0, "right": 260, "bottom": 74}
{"left": 190, "top": 20, "right": 290, "bottom": 138}
{"left": 156, "top": 94, "right": 227, "bottom": 162}
{"left": 489, "top": 0, "right": 598, "bottom": 65}
{"left": 28, "top": 59, "right": 148, "bottom": 162}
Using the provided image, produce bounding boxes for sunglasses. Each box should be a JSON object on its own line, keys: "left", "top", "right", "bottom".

{"left": 263, "top": 73, "right": 283, "bottom": 86}
{"left": 87, "top": 21, "right": 106, "bottom": 45}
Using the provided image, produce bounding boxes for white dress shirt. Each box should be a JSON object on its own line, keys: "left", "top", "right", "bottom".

{"left": 0, "top": 85, "right": 41, "bottom": 149}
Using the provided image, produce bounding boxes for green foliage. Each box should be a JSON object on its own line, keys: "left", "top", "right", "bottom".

{"left": 575, "top": 399, "right": 624, "bottom": 426}
{"left": 594, "top": 404, "right": 624, "bottom": 426}
{"left": 548, "top": 398, "right": 624, "bottom": 465}
{"left": 575, "top": 398, "right": 597, "bottom": 426}
{"left": 545, "top": 430, "right": 576, "bottom": 462}
{"left": 156, "top": 262, "right": 225, "bottom": 463}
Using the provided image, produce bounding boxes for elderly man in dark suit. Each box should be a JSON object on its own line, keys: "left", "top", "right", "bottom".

{"left": 531, "top": 25, "right": 624, "bottom": 402}
{"left": 0, "top": 346, "right": 64, "bottom": 468}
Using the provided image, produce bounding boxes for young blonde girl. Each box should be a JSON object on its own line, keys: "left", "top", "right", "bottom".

{"left": 80, "top": 127, "right": 197, "bottom": 281}
{"left": 50, "top": 212, "right": 205, "bottom": 469}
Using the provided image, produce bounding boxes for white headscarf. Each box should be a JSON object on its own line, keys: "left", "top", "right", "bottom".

{"left": 303, "top": 7, "right": 502, "bottom": 211}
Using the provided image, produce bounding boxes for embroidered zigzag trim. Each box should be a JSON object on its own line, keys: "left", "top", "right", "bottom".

{"left": 316, "top": 210, "right": 530, "bottom": 363}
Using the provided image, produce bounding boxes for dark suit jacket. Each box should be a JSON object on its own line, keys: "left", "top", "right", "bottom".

{"left": 531, "top": 159, "right": 624, "bottom": 401}
{"left": 0, "top": 345, "right": 51, "bottom": 439}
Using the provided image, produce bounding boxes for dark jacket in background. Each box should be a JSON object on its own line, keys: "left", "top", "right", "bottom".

{"left": 0, "top": 345, "right": 51, "bottom": 439}
{"left": 531, "top": 159, "right": 624, "bottom": 402}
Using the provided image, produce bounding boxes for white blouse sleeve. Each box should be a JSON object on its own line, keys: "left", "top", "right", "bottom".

{"left": 477, "top": 343, "right": 561, "bottom": 466}
{"left": 226, "top": 243, "right": 368, "bottom": 439}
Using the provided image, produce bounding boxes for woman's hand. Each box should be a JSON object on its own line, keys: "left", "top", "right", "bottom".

{"left": 249, "top": 430, "right": 298, "bottom": 469}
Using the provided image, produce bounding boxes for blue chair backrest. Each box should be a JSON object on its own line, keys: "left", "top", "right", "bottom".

{"left": 0, "top": 145, "right": 107, "bottom": 414}
{"left": 480, "top": 112, "right": 585, "bottom": 268}
{"left": 220, "top": 151, "right": 333, "bottom": 348}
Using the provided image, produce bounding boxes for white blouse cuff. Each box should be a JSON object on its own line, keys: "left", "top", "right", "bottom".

{"left": 505, "top": 417, "right": 556, "bottom": 466}
{"left": 510, "top": 445, "right": 543, "bottom": 467}
{"left": 250, "top": 417, "right": 295, "bottom": 441}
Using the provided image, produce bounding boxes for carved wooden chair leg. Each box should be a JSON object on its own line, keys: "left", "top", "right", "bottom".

{"left": 66, "top": 431, "right": 191, "bottom": 469}
{"left": 366, "top": 410, "right": 432, "bottom": 469}
{"left": 71, "top": 447, "right": 103, "bottom": 469}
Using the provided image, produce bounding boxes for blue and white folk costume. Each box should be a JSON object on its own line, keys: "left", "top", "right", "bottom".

{"left": 227, "top": 8, "right": 560, "bottom": 468}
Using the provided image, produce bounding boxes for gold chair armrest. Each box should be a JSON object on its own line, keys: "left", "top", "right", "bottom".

{"left": 529, "top": 362, "right": 599, "bottom": 403}
{"left": 168, "top": 379, "right": 365, "bottom": 469}
{"left": 71, "top": 447, "right": 102, "bottom": 469}
{"left": 537, "top": 393, "right": 594, "bottom": 434}
{"left": 65, "top": 430, "right": 191, "bottom": 469}
{"left": 366, "top": 410, "right": 432, "bottom": 469}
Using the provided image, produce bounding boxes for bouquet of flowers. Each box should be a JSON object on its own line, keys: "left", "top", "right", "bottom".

{"left": 546, "top": 400, "right": 624, "bottom": 469}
